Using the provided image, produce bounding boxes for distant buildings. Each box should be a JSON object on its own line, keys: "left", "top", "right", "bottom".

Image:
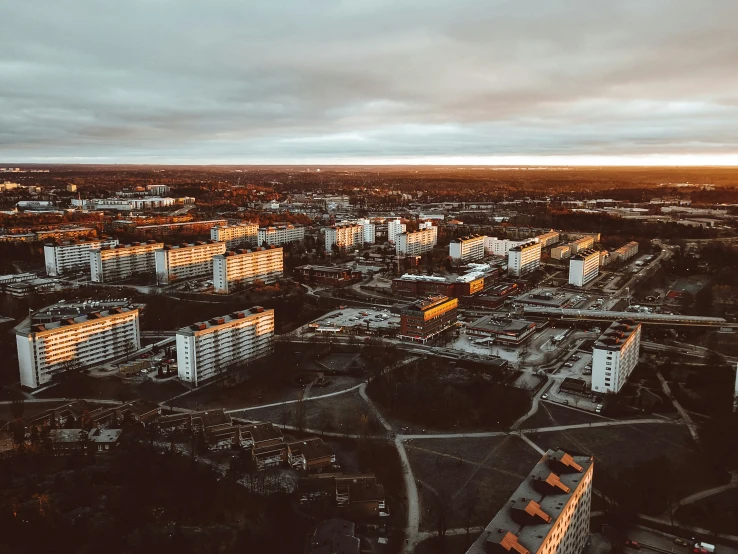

{"left": 90, "top": 241, "right": 163, "bottom": 283}
{"left": 536, "top": 230, "right": 560, "bottom": 248}
{"left": 175, "top": 307, "right": 274, "bottom": 386}
{"left": 611, "top": 241, "right": 639, "bottom": 263}
{"left": 154, "top": 241, "right": 226, "bottom": 284}
{"left": 568, "top": 249, "right": 600, "bottom": 287}
{"left": 507, "top": 240, "right": 541, "bottom": 277}
{"left": 258, "top": 224, "right": 305, "bottom": 246}
{"left": 295, "top": 265, "right": 362, "bottom": 287}
{"left": 392, "top": 265, "right": 500, "bottom": 298}
{"left": 44, "top": 238, "right": 119, "bottom": 276}
{"left": 325, "top": 223, "right": 364, "bottom": 251}
{"left": 133, "top": 219, "right": 227, "bottom": 237}
{"left": 398, "top": 295, "right": 459, "bottom": 343}
{"left": 210, "top": 223, "right": 258, "bottom": 249}
{"left": 569, "top": 236, "right": 595, "bottom": 254}
{"left": 466, "top": 449, "right": 593, "bottom": 554}
{"left": 591, "top": 319, "right": 642, "bottom": 394}
{"left": 16, "top": 307, "right": 140, "bottom": 389}
{"left": 396, "top": 223, "right": 437, "bottom": 256}
{"left": 449, "top": 235, "right": 485, "bottom": 263}
{"left": 72, "top": 197, "right": 192, "bottom": 211}
{"left": 213, "top": 247, "right": 283, "bottom": 294}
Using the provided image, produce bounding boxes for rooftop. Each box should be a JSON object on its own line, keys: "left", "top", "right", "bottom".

{"left": 570, "top": 248, "right": 599, "bottom": 261}
{"left": 178, "top": 306, "right": 271, "bottom": 334}
{"left": 20, "top": 306, "right": 138, "bottom": 335}
{"left": 404, "top": 295, "right": 455, "bottom": 312}
{"left": 467, "top": 316, "right": 535, "bottom": 335}
{"left": 594, "top": 319, "right": 641, "bottom": 351}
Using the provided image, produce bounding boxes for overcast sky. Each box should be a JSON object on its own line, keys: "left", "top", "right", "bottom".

{"left": 3, "top": 0, "right": 738, "bottom": 165}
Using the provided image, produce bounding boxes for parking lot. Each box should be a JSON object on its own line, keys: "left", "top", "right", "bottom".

{"left": 308, "top": 307, "right": 401, "bottom": 333}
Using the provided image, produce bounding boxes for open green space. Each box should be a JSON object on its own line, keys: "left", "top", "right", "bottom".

{"left": 675, "top": 488, "right": 738, "bottom": 536}
{"left": 520, "top": 401, "right": 607, "bottom": 429}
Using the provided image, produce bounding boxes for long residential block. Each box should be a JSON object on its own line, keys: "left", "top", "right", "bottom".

{"left": 16, "top": 307, "right": 140, "bottom": 389}
{"left": 210, "top": 223, "right": 258, "bottom": 249}
{"left": 176, "top": 307, "right": 275, "bottom": 386}
{"left": 257, "top": 224, "right": 305, "bottom": 246}
{"left": 44, "top": 238, "right": 119, "bottom": 276}
{"left": 90, "top": 241, "right": 163, "bottom": 283}
{"left": 213, "top": 247, "right": 284, "bottom": 294}
{"left": 154, "top": 241, "right": 226, "bottom": 284}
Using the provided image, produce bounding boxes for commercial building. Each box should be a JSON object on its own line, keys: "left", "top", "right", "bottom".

{"left": 449, "top": 235, "right": 486, "bottom": 263}
{"left": 295, "top": 265, "right": 361, "bottom": 287}
{"left": 398, "top": 295, "right": 459, "bottom": 343}
{"left": 591, "top": 319, "right": 642, "bottom": 394}
{"left": 210, "top": 223, "right": 258, "bottom": 249}
{"left": 568, "top": 249, "right": 600, "bottom": 287}
{"left": 466, "top": 316, "right": 537, "bottom": 344}
{"left": 258, "top": 224, "right": 305, "bottom": 246}
{"left": 508, "top": 240, "right": 542, "bottom": 277}
{"left": 536, "top": 230, "right": 560, "bottom": 248}
{"left": 90, "top": 241, "right": 163, "bottom": 283}
{"left": 387, "top": 219, "right": 406, "bottom": 244}
{"left": 16, "top": 307, "right": 140, "bottom": 389}
{"left": 396, "top": 224, "right": 438, "bottom": 256}
{"left": 44, "top": 238, "right": 119, "bottom": 276}
{"left": 466, "top": 449, "right": 593, "bottom": 554}
{"left": 176, "top": 307, "right": 274, "bottom": 387}
{"left": 154, "top": 241, "right": 226, "bottom": 284}
{"left": 325, "top": 223, "right": 364, "bottom": 251}
{"left": 551, "top": 245, "right": 571, "bottom": 260}
{"left": 212, "top": 246, "right": 283, "bottom": 294}
{"left": 569, "top": 236, "right": 595, "bottom": 254}
{"left": 611, "top": 241, "right": 639, "bottom": 263}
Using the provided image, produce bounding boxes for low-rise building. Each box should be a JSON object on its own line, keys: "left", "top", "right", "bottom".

{"left": 154, "top": 241, "right": 226, "bottom": 283}
{"left": 466, "top": 316, "right": 537, "bottom": 344}
{"left": 399, "top": 295, "right": 459, "bottom": 343}
{"left": 591, "top": 319, "right": 642, "bottom": 394}
{"left": 568, "top": 249, "right": 600, "bottom": 287}
{"left": 289, "top": 437, "right": 336, "bottom": 472}
{"left": 90, "top": 241, "right": 163, "bottom": 282}
{"left": 212, "top": 246, "right": 283, "bottom": 294}
{"left": 49, "top": 428, "right": 123, "bottom": 455}
{"left": 296, "top": 265, "right": 361, "bottom": 287}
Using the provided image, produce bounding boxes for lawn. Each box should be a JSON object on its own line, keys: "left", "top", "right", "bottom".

{"left": 675, "top": 488, "right": 738, "bottom": 536}
{"left": 35, "top": 373, "right": 187, "bottom": 403}
{"left": 519, "top": 401, "right": 606, "bottom": 430}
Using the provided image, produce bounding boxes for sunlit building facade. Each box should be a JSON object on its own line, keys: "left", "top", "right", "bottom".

{"left": 44, "top": 238, "right": 119, "bottom": 276}
{"left": 210, "top": 223, "right": 258, "bottom": 249}
{"left": 591, "top": 320, "right": 642, "bottom": 394}
{"left": 154, "top": 241, "right": 226, "bottom": 283}
{"left": 90, "top": 241, "right": 163, "bottom": 283}
{"left": 213, "top": 247, "right": 283, "bottom": 294}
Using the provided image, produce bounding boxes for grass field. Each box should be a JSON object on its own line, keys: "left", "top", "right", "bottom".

{"left": 519, "top": 401, "right": 606, "bottom": 429}
{"left": 675, "top": 488, "right": 738, "bottom": 535}
{"left": 35, "top": 374, "right": 187, "bottom": 403}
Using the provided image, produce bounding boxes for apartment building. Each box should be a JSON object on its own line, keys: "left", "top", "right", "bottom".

{"left": 325, "top": 223, "right": 364, "bottom": 251}
{"left": 551, "top": 245, "right": 571, "bottom": 260}
{"left": 570, "top": 236, "right": 595, "bottom": 254}
{"left": 210, "top": 223, "right": 258, "bottom": 248}
{"left": 396, "top": 225, "right": 438, "bottom": 256}
{"left": 611, "top": 241, "right": 639, "bottom": 262}
{"left": 386, "top": 219, "right": 406, "bottom": 244}
{"left": 213, "top": 247, "right": 284, "bottom": 294}
{"left": 90, "top": 241, "right": 163, "bottom": 283}
{"left": 536, "top": 230, "right": 560, "bottom": 248}
{"left": 449, "top": 235, "right": 486, "bottom": 263}
{"left": 44, "top": 238, "right": 119, "bottom": 276}
{"left": 591, "top": 320, "right": 642, "bottom": 394}
{"left": 134, "top": 219, "right": 227, "bottom": 238}
{"left": 154, "top": 241, "right": 226, "bottom": 284}
{"left": 568, "top": 249, "right": 600, "bottom": 287}
{"left": 258, "top": 224, "right": 305, "bottom": 246}
{"left": 356, "top": 218, "right": 376, "bottom": 244}
{"left": 16, "top": 307, "right": 140, "bottom": 389}
{"left": 176, "top": 307, "right": 274, "bottom": 386}
{"left": 466, "top": 449, "right": 593, "bottom": 554}
{"left": 507, "top": 240, "right": 542, "bottom": 277}
{"left": 485, "top": 237, "right": 526, "bottom": 256}
{"left": 398, "top": 295, "right": 459, "bottom": 343}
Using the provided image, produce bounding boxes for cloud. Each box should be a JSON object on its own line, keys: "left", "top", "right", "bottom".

{"left": 2, "top": 0, "right": 738, "bottom": 163}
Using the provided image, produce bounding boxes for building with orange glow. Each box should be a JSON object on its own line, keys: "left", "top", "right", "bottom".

{"left": 591, "top": 319, "right": 642, "bottom": 394}
{"left": 466, "top": 449, "right": 593, "bottom": 554}
{"left": 398, "top": 295, "right": 459, "bottom": 343}
{"left": 16, "top": 307, "right": 140, "bottom": 389}
{"left": 176, "top": 307, "right": 274, "bottom": 386}
{"left": 90, "top": 241, "right": 163, "bottom": 282}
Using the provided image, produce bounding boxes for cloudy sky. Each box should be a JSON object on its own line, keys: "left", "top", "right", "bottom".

{"left": 3, "top": 0, "right": 738, "bottom": 165}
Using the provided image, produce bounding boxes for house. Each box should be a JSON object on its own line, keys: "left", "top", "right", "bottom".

{"left": 158, "top": 413, "right": 192, "bottom": 435}
{"left": 48, "top": 428, "right": 122, "bottom": 455}
{"left": 239, "top": 422, "right": 284, "bottom": 449}
{"left": 336, "top": 474, "right": 386, "bottom": 518}
{"left": 252, "top": 443, "right": 290, "bottom": 470}
{"left": 205, "top": 426, "right": 240, "bottom": 451}
{"left": 289, "top": 437, "right": 336, "bottom": 472}
{"left": 87, "top": 428, "right": 123, "bottom": 453}
{"left": 117, "top": 400, "right": 161, "bottom": 426}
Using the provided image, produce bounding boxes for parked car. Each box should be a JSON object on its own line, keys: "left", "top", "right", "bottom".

{"left": 562, "top": 399, "right": 569, "bottom": 405}
{"left": 625, "top": 540, "right": 641, "bottom": 549}
{"left": 564, "top": 362, "right": 574, "bottom": 368}
{"left": 541, "top": 393, "right": 548, "bottom": 399}
{"left": 595, "top": 404, "right": 603, "bottom": 413}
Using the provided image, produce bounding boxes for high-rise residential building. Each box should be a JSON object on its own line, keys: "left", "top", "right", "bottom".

{"left": 396, "top": 225, "right": 438, "bottom": 256}
{"left": 466, "top": 449, "right": 593, "bottom": 554}
{"left": 398, "top": 295, "right": 458, "bottom": 343}
{"left": 90, "top": 241, "right": 163, "bottom": 283}
{"left": 154, "top": 241, "right": 226, "bottom": 284}
{"left": 16, "top": 307, "right": 140, "bottom": 389}
{"left": 356, "top": 218, "right": 376, "bottom": 244}
{"left": 507, "top": 240, "right": 542, "bottom": 277}
{"left": 258, "top": 224, "right": 305, "bottom": 246}
{"left": 449, "top": 235, "right": 486, "bottom": 263}
{"left": 44, "top": 238, "right": 119, "bottom": 276}
{"left": 213, "top": 247, "right": 283, "bottom": 294}
{"left": 176, "top": 307, "right": 274, "bottom": 386}
{"left": 210, "top": 223, "right": 258, "bottom": 249}
{"left": 591, "top": 320, "right": 642, "bottom": 394}
{"left": 325, "top": 223, "right": 364, "bottom": 251}
{"left": 387, "top": 219, "right": 406, "bottom": 244}
{"left": 568, "top": 249, "right": 600, "bottom": 287}
{"left": 569, "top": 236, "right": 595, "bottom": 254}
{"left": 536, "top": 230, "right": 560, "bottom": 248}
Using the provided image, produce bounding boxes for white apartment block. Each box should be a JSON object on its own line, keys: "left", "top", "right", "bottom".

{"left": 213, "top": 247, "right": 284, "bottom": 294}
{"left": 176, "top": 307, "right": 274, "bottom": 386}
{"left": 592, "top": 320, "right": 642, "bottom": 394}
{"left": 257, "top": 224, "right": 305, "bottom": 246}
{"left": 536, "top": 230, "right": 560, "bottom": 248}
{"left": 44, "top": 238, "right": 119, "bottom": 276}
{"left": 568, "top": 249, "right": 600, "bottom": 287}
{"left": 90, "top": 241, "right": 163, "bottom": 283}
{"left": 387, "top": 219, "right": 406, "bottom": 244}
{"left": 154, "top": 241, "right": 227, "bottom": 284}
{"left": 396, "top": 226, "right": 438, "bottom": 256}
{"left": 356, "top": 219, "right": 376, "bottom": 244}
{"left": 485, "top": 237, "right": 526, "bottom": 256}
{"left": 449, "top": 235, "right": 485, "bottom": 263}
{"left": 72, "top": 197, "right": 178, "bottom": 211}
{"left": 466, "top": 449, "right": 593, "bottom": 554}
{"left": 16, "top": 307, "right": 140, "bottom": 389}
{"left": 507, "top": 240, "right": 541, "bottom": 277}
{"left": 325, "top": 223, "right": 364, "bottom": 251}
{"left": 210, "top": 223, "right": 258, "bottom": 249}
{"left": 570, "top": 236, "right": 595, "bottom": 254}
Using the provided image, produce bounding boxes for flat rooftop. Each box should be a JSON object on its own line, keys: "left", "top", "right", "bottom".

{"left": 467, "top": 316, "right": 534, "bottom": 334}
{"left": 20, "top": 306, "right": 138, "bottom": 335}
{"left": 594, "top": 319, "right": 641, "bottom": 351}
{"left": 178, "top": 307, "right": 272, "bottom": 334}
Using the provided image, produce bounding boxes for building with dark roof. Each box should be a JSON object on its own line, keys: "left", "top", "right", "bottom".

{"left": 398, "top": 295, "right": 459, "bottom": 343}
{"left": 466, "top": 316, "right": 536, "bottom": 344}
{"left": 591, "top": 319, "right": 642, "bottom": 394}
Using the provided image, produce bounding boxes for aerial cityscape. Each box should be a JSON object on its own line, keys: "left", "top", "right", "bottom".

{"left": 2, "top": 2, "right": 738, "bottom": 554}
